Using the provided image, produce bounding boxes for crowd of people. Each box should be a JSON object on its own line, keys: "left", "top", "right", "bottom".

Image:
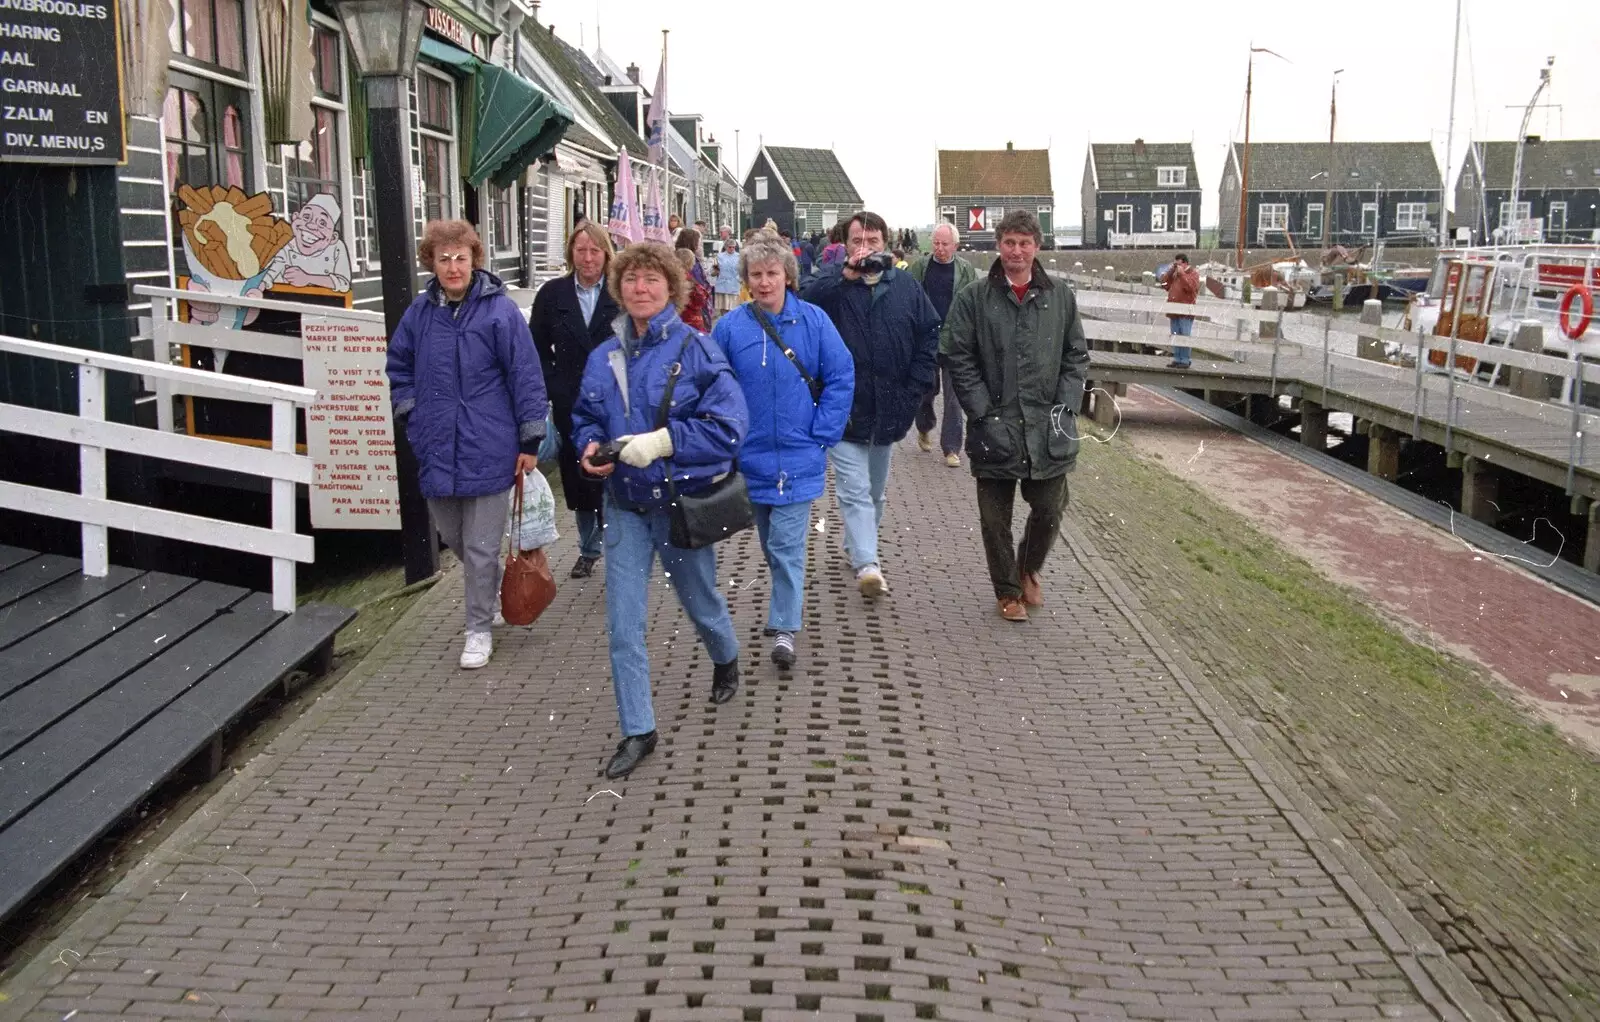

{"left": 386, "top": 206, "right": 1088, "bottom": 778}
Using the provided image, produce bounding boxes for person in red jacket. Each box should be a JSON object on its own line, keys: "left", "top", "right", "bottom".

{"left": 1158, "top": 253, "right": 1200, "bottom": 368}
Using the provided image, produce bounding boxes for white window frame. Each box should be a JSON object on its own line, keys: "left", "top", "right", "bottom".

{"left": 1149, "top": 204, "right": 1167, "bottom": 232}
{"left": 1156, "top": 166, "right": 1186, "bottom": 187}
{"left": 1304, "top": 202, "right": 1324, "bottom": 237}
{"left": 1498, "top": 200, "right": 1531, "bottom": 229}
{"left": 1394, "top": 202, "right": 1427, "bottom": 231}
{"left": 1114, "top": 204, "right": 1132, "bottom": 232}
{"left": 1360, "top": 202, "right": 1378, "bottom": 235}
{"left": 940, "top": 205, "right": 957, "bottom": 225}
{"left": 754, "top": 176, "right": 768, "bottom": 200}
{"left": 296, "top": 13, "right": 359, "bottom": 270}
{"left": 416, "top": 66, "right": 459, "bottom": 224}
{"left": 491, "top": 182, "right": 519, "bottom": 256}
{"left": 987, "top": 206, "right": 1004, "bottom": 229}
{"left": 1173, "top": 203, "right": 1191, "bottom": 231}
{"left": 1258, "top": 202, "right": 1289, "bottom": 233}
{"left": 1548, "top": 201, "right": 1567, "bottom": 234}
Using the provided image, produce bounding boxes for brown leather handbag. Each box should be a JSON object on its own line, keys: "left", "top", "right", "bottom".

{"left": 500, "top": 475, "right": 558, "bottom": 626}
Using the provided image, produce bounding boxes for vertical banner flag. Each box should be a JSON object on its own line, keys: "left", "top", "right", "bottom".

{"left": 608, "top": 150, "right": 642, "bottom": 246}
{"left": 645, "top": 36, "right": 668, "bottom": 167}
{"left": 642, "top": 167, "right": 670, "bottom": 243}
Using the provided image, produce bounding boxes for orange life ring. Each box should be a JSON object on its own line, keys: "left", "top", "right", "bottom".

{"left": 1559, "top": 285, "right": 1592, "bottom": 340}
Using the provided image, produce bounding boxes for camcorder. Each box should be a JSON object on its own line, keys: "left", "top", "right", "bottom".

{"left": 587, "top": 439, "right": 626, "bottom": 467}
{"left": 851, "top": 251, "right": 896, "bottom": 275}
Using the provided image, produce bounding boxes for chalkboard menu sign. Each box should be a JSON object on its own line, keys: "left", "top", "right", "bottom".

{"left": 0, "top": 0, "right": 125, "bottom": 165}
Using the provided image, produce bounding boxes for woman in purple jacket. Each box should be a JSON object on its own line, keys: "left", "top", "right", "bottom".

{"left": 386, "top": 221, "right": 549, "bottom": 670}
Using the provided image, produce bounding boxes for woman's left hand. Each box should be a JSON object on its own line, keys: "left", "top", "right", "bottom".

{"left": 516, "top": 453, "right": 538, "bottom": 475}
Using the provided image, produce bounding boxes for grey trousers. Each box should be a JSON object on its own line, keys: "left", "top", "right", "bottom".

{"left": 429, "top": 489, "right": 512, "bottom": 633}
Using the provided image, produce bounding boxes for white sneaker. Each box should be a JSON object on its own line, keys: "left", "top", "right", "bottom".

{"left": 460, "top": 631, "right": 493, "bottom": 669}
{"left": 857, "top": 565, "right": 888, "bottom": 598}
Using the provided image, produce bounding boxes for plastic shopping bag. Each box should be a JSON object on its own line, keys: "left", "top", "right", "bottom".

{"left": 512, "top": 468, "right": 560, "bottom": 552}
{"left": 501, "top": 473, "right": 558, "bottom": 626}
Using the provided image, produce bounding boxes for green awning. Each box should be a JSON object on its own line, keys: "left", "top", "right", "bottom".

{"left": 419, "top": 35, "right": 479, "bottom": 73}
{"left": 467, "top": 63, "right": 575, "bottom": 189}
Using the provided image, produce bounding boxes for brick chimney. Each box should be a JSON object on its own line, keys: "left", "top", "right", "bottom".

{"left": 627, "top": 63, "right": 640, "bottom": 84}
{"left": 1133, "top": 138, "right": 1146, "bottom": 157}
{"left": 1006, "top": 141, "right": 1014, "bottom": 152}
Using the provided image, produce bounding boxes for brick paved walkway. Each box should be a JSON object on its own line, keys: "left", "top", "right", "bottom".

{"left": 1, "top": 440, "right": 1491, "bottom": 1021}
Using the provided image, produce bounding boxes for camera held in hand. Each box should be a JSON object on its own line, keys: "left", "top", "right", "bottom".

{"left": 851, "top": 251, "right": 896, "bottom": 275}
{"left": 588, "top": 439, "right": 626, "bottom": 468}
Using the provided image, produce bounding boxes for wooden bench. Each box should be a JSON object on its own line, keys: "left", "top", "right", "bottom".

{"left": 0, "top": 545, "right": 353, "bottom": 922}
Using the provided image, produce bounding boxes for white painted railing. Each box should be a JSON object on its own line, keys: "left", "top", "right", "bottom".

{"left": 1107, "top": 230, "right": 1197, "bottom": 248}
{"left": 0, "top": 333, "right": 318, "bottom": 612}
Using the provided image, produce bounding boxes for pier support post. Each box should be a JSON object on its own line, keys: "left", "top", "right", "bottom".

{"left": 1092, "top": 387, "right": 1118, "bottom": 427}
{"left": 1367, "top": 424, "right": 1401, "bottom": 481}
{"left": 1585, "top": 501, "right": 1600, "bottom": 575}
{"left": 1258, "top": 287, "right": 1281, "bottom": 338}
{"left": 1461, "top": 457, "right": 1501, "bottom": 524}
{"left": 1300, "top": 400, "right": 1329, "bottom": 450}
{"left": 1506, "top": 320, "right": 1553, "bottom": 401}
{"left": 1358, "top": 299, "right": 1385, "bottom": 361}
{"left": 1141, "top": 271, "right": 1156, "bottom": 289}
{"left": 1332, "top": 271, "right": 1346, "bottom": 312}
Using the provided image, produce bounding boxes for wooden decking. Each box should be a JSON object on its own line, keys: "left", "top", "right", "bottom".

{"left": 0, "top": 545, "right": 352, "bottom": 923}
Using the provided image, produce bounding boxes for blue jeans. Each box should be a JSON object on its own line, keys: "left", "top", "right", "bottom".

{"left": 829, "top": 441, "right": 894, "bottom": 570}
{"left": 754, "top": 500, "right": 812, "bottom": 632}
{"left": 576, "top": 507, "right": 603, "bottom": 559}
{"left": 603, "top": 499, "right": 740, "bottom": 737}
{"left": 1170, "top": 316, "right": 1194, "bottom": 364}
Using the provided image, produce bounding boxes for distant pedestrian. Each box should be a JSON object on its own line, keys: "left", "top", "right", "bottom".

{"left": 712, "top": 233, "right": 854, "bottom": 669}
{"left": 909, "top": 222, "right": 977, "bottom": 466}
{"left": 943, "top": 209, "right": 1089, "bottom": 623}
{"left": 800, "top": 211, "right": 940, "bottom": 598}
{"left": 676, "top": 248, "right": 713, "bottom": 331}
{"left": 571, "top": 242, "right": 749, "bottom": 779}
{"left": 712, "top": 240, "right": 741, "bottom": 313}
{"left": 387, "top": 220, "right": 549, "bottom": 667}
{"left": 675, "top": 228, "right": 715, "bottom": 329}
{"left": 1159, "top": 253, "right": 1199, "bottom": 368}
{"left": 529, "top": 221, "right": 617, "bottom": 579}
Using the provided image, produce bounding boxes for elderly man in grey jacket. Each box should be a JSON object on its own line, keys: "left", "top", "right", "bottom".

{"left": 909, "top": 222, "right": 978, "bottom": 466}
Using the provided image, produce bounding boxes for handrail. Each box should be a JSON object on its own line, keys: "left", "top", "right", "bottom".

{"left": 0, "top": 334, "right": 316, "bottom": 404}
{"left": 133, "top": 284, "right": 385, "bottom": 323}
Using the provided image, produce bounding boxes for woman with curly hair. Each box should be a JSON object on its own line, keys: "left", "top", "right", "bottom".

{"left": 571, "top": 242, "right": 749, "bottom": 779}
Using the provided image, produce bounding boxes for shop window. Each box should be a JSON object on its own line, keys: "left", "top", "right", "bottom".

{"left": 164, "top": 72, "right": 251, "bottom": 192}
{"left": 418, "top": 70, "right": 456, "bottom": 223}
{"left": 170, "top": 0, "right": 245, "bottom": 73}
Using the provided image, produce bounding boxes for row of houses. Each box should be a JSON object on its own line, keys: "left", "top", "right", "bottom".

{"left": 924, "top": 138, "right": 1600, "bottom": 251}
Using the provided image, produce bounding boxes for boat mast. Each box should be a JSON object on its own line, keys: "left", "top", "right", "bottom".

{"left": 1324, "top": 70, "right": 1341, "bottom": 250}
{"left": 1236, "top": 49, "right": 1253, "bottom": 270}
{"left": 1440, "top": 0, "right": 1461, "bottom": 247}
{"left": 1507, "top": 57, "right": 1552, "bottom": 243}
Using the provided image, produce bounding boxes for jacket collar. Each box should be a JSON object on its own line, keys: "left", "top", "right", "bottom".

{"left": 613, "top": 303, "right": 685, "bottom": 356}
{"left": 426, "top": 268, "right": 505, "bottom": 307}
{"left": 987, "top": 257, "right": 1054, "bottom": 295}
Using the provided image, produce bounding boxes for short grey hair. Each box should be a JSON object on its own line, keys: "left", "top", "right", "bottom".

{"left": 932, "top": 222, "right": 959, "bottom": 243}
{"left": 739, "top": 233, "right": 798, "bottom": 289}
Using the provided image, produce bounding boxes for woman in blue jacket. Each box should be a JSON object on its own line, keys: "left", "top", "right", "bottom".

{"left": 571, "top": 242, "right": 749, "bottom": 780}
{"left": 386, "top": 220, "right": 548, "bottom": 670}
{"left": 711, "top": 233, "right": 853, "bottom": 669}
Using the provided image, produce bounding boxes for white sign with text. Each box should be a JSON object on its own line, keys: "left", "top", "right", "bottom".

{"left": 302, "top": 315, "right": 400, "bottom": 529}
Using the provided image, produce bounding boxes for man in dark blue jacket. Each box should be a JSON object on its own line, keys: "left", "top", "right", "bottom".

{"left": 800, "top": 211, "right": 941, "bottom": 598}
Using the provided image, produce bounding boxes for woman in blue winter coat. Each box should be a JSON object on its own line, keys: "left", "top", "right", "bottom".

{"left": 711, "top": 233, "right": 854, "bottom": 669}
{"left": 571, "top": 242, "right": 749, "bottom": 780}
{"left": 386, "top": 220, "right": 549, "bottom": 671}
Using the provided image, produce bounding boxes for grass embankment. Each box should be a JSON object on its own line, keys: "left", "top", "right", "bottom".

{"left": 1071, "top": 439, "right": 1600, "bottom": 1019}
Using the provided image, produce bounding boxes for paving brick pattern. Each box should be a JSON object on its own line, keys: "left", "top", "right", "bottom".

{"left": 4, "top": 442, "right": 1465, "bottom": 1021}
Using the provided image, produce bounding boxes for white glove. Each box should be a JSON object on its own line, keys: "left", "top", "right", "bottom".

{"left": 618, "top": 428, "right": 674, "bottom": 468}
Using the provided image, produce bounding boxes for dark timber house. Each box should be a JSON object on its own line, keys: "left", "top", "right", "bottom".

{"left": 1455, "top": 138, "right": 1600, "bottom": 245}
{"left": 743, "top": 145, "right": 863, "bottom": 238}
{"left": 1080, "top": 140, "right": 1200, "bottom": 249}
{"left": 1219, "top": 141, "right": 1442, "bottom": 251}
{"left": 937, "top": 143, "right": 1054, "bottom": 250}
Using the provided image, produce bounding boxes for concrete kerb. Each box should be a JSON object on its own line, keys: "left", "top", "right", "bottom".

{"left": 1058, "top": 516, "right": 1503, "bottom": 1022}
{"left": 0, "top": 568, "right": 461, "bottom": 1021}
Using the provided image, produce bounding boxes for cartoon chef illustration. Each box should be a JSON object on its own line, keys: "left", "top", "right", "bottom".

{"left": 259, "top": 193, "right": 352, "bottom": 293}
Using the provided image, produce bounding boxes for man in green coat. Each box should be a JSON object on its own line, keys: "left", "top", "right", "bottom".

{"left": 908, "top": 223, "right": 979, "bottom": 466}
{"left": 941, "top": 209, "right": 1090, "bottom": 622}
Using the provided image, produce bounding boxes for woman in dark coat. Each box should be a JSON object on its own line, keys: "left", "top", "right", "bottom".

{"left": 529, "top": 222, "right": 619, "bottom": 578}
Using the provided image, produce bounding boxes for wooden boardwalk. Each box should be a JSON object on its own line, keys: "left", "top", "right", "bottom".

{"left": 0, "top": 545, "right": 352, "bottom": 923}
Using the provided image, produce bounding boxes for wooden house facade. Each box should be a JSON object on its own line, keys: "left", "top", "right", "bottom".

{"left": 1080, "top": 141, "right": 1200, "bottom": 249}
{"left": 743, "top": 146, "right": 863, "bottom": 238}
{"left": 936, "top": 144, "right": 1054, "bottom": 250}
{"left": 1455, "top": 139, "right": 1600, "bottom": 244}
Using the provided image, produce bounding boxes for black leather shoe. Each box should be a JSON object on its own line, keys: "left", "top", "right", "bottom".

{"left": 605, "top": 731, "right": 657, "bottom": 778}
{"left": 710, "top": 660, "right": 740, "bottom": 704}
{"left": 569, "top": 555, "right": 599, "bottom": 579}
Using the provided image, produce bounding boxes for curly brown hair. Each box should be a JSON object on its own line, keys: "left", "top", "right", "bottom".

{"left": 417, "top": 219, "right": 485, "bottom": 269}
{"left": 608, "top": 242, "right": 689, "bottom": 313}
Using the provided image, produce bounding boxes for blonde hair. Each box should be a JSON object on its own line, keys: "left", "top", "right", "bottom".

{"left": 564, "top": 221, "right": 615, "bottom": 275}
{"left": 608, "top": 242, "right": 689, "bottom": 311}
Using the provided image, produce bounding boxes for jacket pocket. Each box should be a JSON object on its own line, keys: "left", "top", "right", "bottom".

{"left": 1046, "top": 411, "right": 1081, "bottom": 464}
{"left": 966, "top": 416, "right": 1014, "bottom": 465}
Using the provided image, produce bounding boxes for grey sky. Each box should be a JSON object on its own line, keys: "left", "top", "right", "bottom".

{"left": 536, "top": 0, "right": 1600, "bottom": 230}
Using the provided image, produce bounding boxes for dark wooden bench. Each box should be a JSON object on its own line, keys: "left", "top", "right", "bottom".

{"left": 0, "top": 545, "right": 353, "bottom": 922}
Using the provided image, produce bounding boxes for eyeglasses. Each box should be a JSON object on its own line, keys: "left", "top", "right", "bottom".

{"left": 435, "top": 253, "right": 471, "bottom": 265}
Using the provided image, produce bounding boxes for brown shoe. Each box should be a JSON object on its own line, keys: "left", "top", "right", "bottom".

{"left": 1020, "top": 572, "right": 1043, "bottom": 607}
{"left": 997, "top": 597, "right": 1029, "bottom": 622}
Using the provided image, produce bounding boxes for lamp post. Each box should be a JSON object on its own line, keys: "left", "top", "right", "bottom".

{"left": 333, "top": 0, "right": 438, "bottom": 583}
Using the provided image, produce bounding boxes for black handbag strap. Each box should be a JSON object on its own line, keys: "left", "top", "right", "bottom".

{"left": 653, "top": 335, "right": 694, "bottom": 431}
{"left": 749, "top": 303, "right": 823, "bottom": 403}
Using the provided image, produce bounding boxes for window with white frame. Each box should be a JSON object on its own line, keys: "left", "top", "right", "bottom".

{"left": 940, "top": 206, "right": 956, "bottom": 225}
{"left": 1150, "top": 205, "right": 1167, "bottom": 232}
{"left": 1395, "top": 202, "right": 1427, "bottom": 231}
{"left": 1258, "top": 203, "right": 1289, "bottom": 232}
{"left": 492, "top": 183, "right": 518, "bottom": 253}
{"left": 1361, "top": 202, "right": 1378, "bottom": 234}
{"left": 754, "top": 176, "right": 768, "bottom": 200}
{"left": 417, "top": 69, "right": 456, "bottom": 222}
{"left": 1173, "top": 204, "right": 1191, "bottom": 231}
{"left": 1305, "top": 203, "right": 1324, "bottom": 237}
{"left": 1157, "top": 166, "right": 1186, "bottom": 187}
{"left": 986, "top": 206, "right": 1004, "bottom": 228}
{"left": 1498, "top": 201, "right": 1532, "bottom": 229}
{"left": 283, "top": 23, "right": 345, "bottom": 217}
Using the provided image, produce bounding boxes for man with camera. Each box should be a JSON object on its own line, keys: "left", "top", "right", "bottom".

{"left": 800, "top": 211, "right": 941, "bottom": 597}
{"left": 942, "top": 209, "right": 1090, "bottom": 622}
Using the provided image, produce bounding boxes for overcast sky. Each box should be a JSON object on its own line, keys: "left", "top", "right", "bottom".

{"left": 534, "top": 0, "right": 1600, "bottom": 230}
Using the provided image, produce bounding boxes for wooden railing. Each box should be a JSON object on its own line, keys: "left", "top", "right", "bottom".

{"left": 0, "top": 334, "right": 317, "bottom": 612}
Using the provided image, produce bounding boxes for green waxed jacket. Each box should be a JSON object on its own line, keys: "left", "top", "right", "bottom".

{"left": 941, "top": 258, "right": 1091, "bottom": 480}
{"left": 907, "top": 254, "right": 979, "bottom": 333}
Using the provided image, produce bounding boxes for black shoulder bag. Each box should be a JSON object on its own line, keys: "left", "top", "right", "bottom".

{"left": 656, "top": 337, "right": 755, "bottom": 549}
{"left": 748, "top": 303, "right": 823, "bottom": 403}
